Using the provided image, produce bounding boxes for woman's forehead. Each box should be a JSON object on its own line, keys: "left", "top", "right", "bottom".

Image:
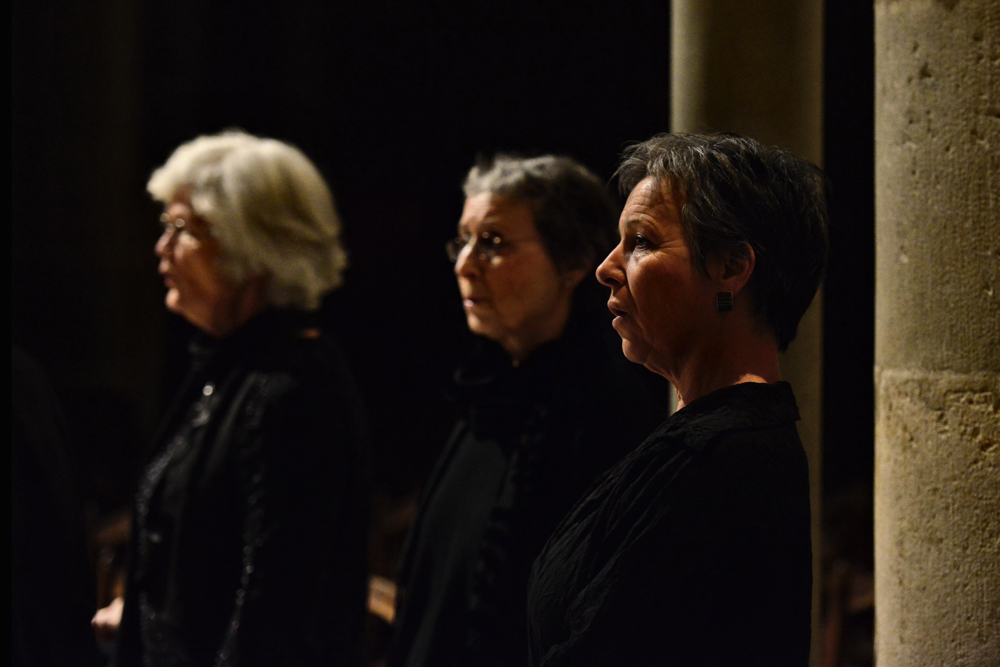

{"left": 164, "top": 200, "right": 194, "bottom": 217}
{"left": 459, "top": 192, "right": 535, "bottom": 232}
{"left": 621, "top": 177, "right": 680, "bottom": 226}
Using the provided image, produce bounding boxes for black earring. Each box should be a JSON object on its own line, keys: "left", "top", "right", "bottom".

{"left": 716, "top": 291, "right": 733, "bottom": 313}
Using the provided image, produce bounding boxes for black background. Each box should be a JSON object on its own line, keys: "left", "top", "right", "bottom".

{"left": 12, "top": 0, "right": 874, "bottom": 611}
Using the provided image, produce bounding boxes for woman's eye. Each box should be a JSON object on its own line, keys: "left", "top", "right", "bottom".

{"left": 472, "top": 232, "right": 504, "bottom": 252}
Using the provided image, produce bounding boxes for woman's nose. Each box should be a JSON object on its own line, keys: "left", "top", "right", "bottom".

{"left": 154, "top": 228, "right": 175, "bottom": 257}
{"left": 596, "top": 246, "right": 624, "bottom": 288}
{"left": 454, "top": 243, "right": 480, "bottom": 279}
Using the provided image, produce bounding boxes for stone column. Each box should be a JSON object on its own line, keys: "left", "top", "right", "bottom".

{"left": 875, "top": 0, "right": 1000, "bottom": 664}
{"left": 671, "top": 1, "right": 825, "bottom": 661}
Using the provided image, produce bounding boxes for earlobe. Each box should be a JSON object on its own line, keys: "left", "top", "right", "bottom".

{"left": 562, "top": 267, "right": 588, "bottom": 289}
{"left": 713, "top": 244, "right": 755, "bottom": 296}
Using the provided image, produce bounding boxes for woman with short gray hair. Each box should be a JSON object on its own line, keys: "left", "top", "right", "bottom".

{"left": 108, "top": 131, "right": 369, "bottom": 666}
{"left": 528, "top": 133, "right": 829, "bottom": 666}
{"left": 389, "top": 154, "right": 659, "bottom": 667}
{"left": 462, "top": 154, "right": 619, "bottom": 279}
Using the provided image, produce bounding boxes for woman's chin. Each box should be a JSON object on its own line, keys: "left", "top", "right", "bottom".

{"left": 465, "top": 313, "right": 495, "bottom": 339}
{"left": 620, "top": 339, "right": 651, "bottom": 367}
{"left": 165, "top": 291, "right": 203, "bottom": 330}
{"left": 164, "top": 289, "right": 182, "bottom": 313}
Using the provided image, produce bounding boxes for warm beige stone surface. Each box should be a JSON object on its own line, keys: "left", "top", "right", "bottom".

{"left": 876, "top": 0, "right": 1000, "bottom": 663}
{"left": 875, "top": 370, "right": 999, "bottom": 665}
{"left": 672, "top": 0, "right": 824, "bottom": 161}
{"left": 875, "top": 0, "right": 999, "bottom": 374}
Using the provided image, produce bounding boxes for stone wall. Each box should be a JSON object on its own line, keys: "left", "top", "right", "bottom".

{"left": 875, "top": 0, "right": 999, "bottom": 662}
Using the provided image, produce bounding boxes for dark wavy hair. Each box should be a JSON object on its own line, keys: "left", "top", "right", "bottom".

{"left": 615, "top": 133, "right": 830, "bottom": 351}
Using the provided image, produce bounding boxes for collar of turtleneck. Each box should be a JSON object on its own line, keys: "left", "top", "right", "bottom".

{"left": 449, "top": 305, "right": 605, "bottom": 443}
{"left": 187, "top": 308, "right": 318, "bottom": 373}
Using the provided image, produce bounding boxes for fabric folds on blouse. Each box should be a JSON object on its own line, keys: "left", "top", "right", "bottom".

{"left": 390, "top": 308, "right": 664, "bottom": 667}
{"left": 528, "top": 381, "right": 812, "bottom": 667}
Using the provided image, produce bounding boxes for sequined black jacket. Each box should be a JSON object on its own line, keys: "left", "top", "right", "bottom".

{"left": 117, "top": 310, "right": 370, "bottom": 667}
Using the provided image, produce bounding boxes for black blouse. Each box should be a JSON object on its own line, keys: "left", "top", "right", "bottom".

{"left": 528, "top": 382, "right": 812, "bottom": 667}
{"left": 117, "top": 310, "right": 370, "bottom": 667}
{"left": 390, "top": 312, "right": 664, "bottom": 667}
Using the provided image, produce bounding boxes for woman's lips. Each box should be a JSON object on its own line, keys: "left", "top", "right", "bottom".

{"left": 159, "top": 261, "right": 174, "bottom": 287}
{"left": 608, "top": 302, "right": 631, "bottom": 334}
{"left": 463, "top": 295, "right": 487, "bottom": 310}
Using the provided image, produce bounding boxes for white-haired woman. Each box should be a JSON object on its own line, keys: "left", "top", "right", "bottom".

{"left": 100, "top": 131, "right": 369, "bottom": 666}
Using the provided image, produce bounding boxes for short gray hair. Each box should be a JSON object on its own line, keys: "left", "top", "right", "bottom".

{"left": 463, "top": 155, "right": 617, "bottom": 274}
{"left": 148, "top": 130, "right": 348, "bottom": 311}
{"left": 616, "top": 133, "right": 829, "bottom": 351}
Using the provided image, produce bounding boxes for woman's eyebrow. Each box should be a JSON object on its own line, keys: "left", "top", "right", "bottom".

{"left": 459, "top": 221, "right": 502, "bottom": 234}
{"left": 622, "top": 219, "right": 644, "bottom": 233}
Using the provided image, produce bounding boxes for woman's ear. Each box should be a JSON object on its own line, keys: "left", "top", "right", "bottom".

{"left": 561, "top": 266, "right": 588, "bottom": 290}
{"left": 706, "top": 244, "right": 755, "bottom": 296}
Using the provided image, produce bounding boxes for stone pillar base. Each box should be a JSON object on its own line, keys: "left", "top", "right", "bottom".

{"left": 875, "top": 369, "right": 1000, "bottom": 664}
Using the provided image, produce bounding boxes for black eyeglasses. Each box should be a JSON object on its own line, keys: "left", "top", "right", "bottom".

{"left": 445, "top": 231, "right": 541, "bottom": 263}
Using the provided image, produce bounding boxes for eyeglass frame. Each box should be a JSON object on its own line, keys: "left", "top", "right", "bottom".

{"left": 445, "top": 230, "right": 543, "bottom": 264}
{"left": 159, "top": 212, "right": 211, "bottom": 244}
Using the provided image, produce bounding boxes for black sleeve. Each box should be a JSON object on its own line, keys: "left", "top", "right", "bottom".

{"left": 214, "top": 368, "right": 370, "bottom": 667}
{"left": 537, "top": 435, "right": 811, "bottom": 667}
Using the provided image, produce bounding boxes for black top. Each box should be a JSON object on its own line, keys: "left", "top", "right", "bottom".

{"left": 116, "top": 310, "right": 370, "bottom": 667}
{"left": 390, "top": 311, "right": 664, "bottom": 667}
{"left": 528, "top": 382, "right": 812, "bottom": 667}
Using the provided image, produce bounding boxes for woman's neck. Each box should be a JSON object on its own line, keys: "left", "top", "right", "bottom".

{"left": 499, "top": 295, "right": 574, "bottom": 367}
{"left": 201, "top": 278, "right": 268, "bottom": 339}
{"left": 666, "top": 323, "right": 781, "bottom": 410}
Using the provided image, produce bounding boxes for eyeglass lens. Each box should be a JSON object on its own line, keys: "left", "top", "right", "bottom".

{"left": 446, "top": 231, "right": 502, "bottom": 263}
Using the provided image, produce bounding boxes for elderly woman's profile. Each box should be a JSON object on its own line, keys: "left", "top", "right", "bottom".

{"left": 527, "top": 133, "right": 829, "bottom": 667}
{"left": 100, "top": 131, "right": 369, "bottom": 666}
{"left": 388, "top": 155, "right": 660, "bottom": 667}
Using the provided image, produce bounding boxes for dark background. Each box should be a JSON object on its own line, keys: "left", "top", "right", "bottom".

{"left": 12, "top": 0, "right": 873, "bottom": 659}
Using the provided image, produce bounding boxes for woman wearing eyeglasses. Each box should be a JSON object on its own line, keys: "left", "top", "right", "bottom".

{"left": 104, "top": 131, "right": 370, "bottom": 667}
{"left": 388, "top": 156, "right": 663, "bottom": 667}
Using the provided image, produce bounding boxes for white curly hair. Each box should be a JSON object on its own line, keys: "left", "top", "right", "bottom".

{"left": 148, "top": 130, "right": 348, "bottom": 310}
